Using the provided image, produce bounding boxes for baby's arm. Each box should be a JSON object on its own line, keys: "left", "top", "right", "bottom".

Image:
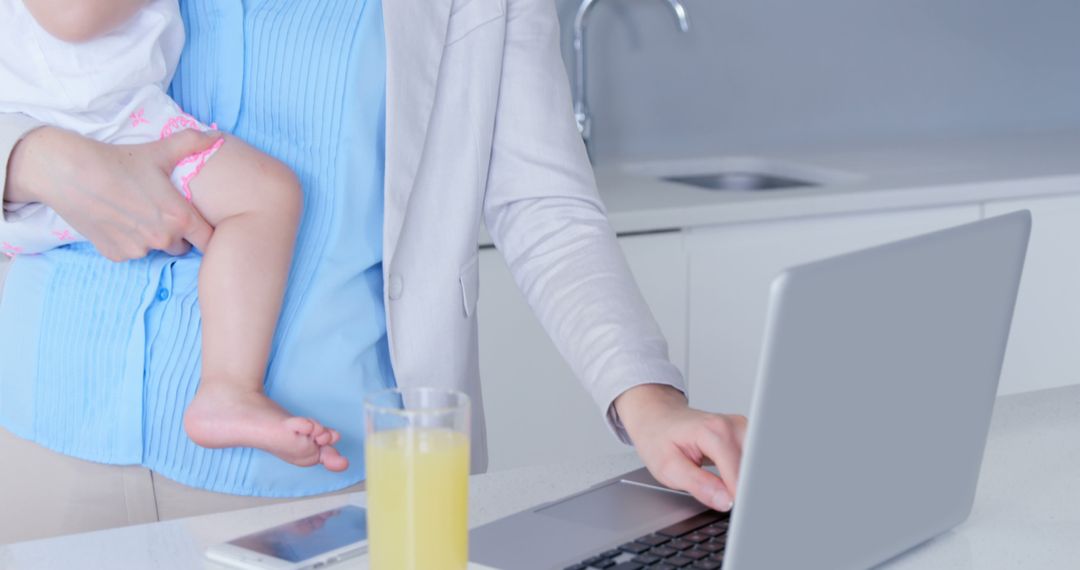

{"left": 22, "top": 0, "right": 148, "bottom": 43}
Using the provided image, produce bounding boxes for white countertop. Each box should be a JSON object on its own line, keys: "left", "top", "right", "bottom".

{"left": 3, "top": 384, "right": 1078, "bottom": 569}
{"left": 482, "top": 130, "right": 1080, "bottom": 245}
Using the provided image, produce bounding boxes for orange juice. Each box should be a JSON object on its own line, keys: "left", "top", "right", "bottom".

{"left": 366, "top": 427, "right": 470, "bottom": 570}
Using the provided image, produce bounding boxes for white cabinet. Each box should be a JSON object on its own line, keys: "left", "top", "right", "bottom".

{"left": 685, "top": 206, "right": 983, "bottom": 416}
{"left": 478, "top": 231, "right": 689, "bottom": 472}
{"left": 479, "top": 194, "right": 1080, "bottom": 472}
{"left": 985, "top": 194, "right": 1080, "bottom": 394}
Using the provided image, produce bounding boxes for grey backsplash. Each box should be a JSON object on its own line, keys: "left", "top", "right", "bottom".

{"left": 555, "top": 0, "right": 1080, "bottom": 164}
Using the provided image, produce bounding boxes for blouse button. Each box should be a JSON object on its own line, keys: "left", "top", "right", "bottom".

{"left": 157, "top": 288, "right": 171, "bottom": 301}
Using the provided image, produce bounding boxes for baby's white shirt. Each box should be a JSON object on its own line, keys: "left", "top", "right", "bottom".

{"left": 0, "top": 0, "right": 185, "bottom": 140}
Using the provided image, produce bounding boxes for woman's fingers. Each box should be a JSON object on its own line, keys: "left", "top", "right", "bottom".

{"left": 180, "top": 207, "right": 214, "bottom": 253}
{"left": 158, "top": 205, "right": 195, "bottom": 256}
{"left": 657, "top": 451, "right": 734, "bottom": 512}
{"left": 139, "top": 191, "right": 210, "bottom": 256}
{"left": 153, "top": 129, "right": 224, "bottom": 171}
{"left": 618, "top": 389, "right": 749, "bottom": 513}
{"left": 161, "top": 238, "right": 192, "bottom": 257}
{"left": 148, "top": 130, "right": 219, "bottom": 255}
{"left": 696, "top": 418, "right": 744, "bottom": 504}
{"left": 732, "top": 414, "right": 749, "bottom": 446}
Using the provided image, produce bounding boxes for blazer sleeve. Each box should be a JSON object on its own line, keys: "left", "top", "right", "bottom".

{"left": 482, "top": 0, "right": 685, "bottom": 443}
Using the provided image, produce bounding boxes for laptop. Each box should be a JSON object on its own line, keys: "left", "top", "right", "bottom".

{"left": 470, "top": 210, "right": 1031, "bottom": 570}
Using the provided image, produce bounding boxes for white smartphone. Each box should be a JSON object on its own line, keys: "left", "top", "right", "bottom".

{"left": 205, "top": 505, "right": 368, "bottom": 570}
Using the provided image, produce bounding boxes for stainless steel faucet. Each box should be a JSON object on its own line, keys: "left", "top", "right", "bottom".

{"left": 573, "top": 0, "right": 690, "bottom": 151}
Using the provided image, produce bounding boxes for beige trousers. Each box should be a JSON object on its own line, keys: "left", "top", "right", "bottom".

{"left": 0, "top": 427, "right": 363, "bottom": 545}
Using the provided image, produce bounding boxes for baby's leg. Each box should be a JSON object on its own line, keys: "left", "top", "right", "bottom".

{"left": 180, "top": 135, "right": 347, "bottom": 472}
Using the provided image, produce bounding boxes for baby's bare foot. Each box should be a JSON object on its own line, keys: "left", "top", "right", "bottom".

{"left": 184, "top": 383, "right": 348, "bottom": 472}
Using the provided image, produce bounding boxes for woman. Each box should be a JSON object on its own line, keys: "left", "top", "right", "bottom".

{"left": 0, "top": 0, "right": 747, "bottom": 544}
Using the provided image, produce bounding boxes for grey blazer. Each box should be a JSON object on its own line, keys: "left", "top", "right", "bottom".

{"left": 0, "top": 0, "right": 685, "bottom": 470}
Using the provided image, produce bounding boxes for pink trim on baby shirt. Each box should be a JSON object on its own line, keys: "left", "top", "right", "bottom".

{"left": 159, "top": 112, "right": 224, "bottom": 202}
{"left": 158, "top": 113, "right": 202, "bottom": 140}
{"left": 175, "top": 137, "right": 226, "bottom": 201}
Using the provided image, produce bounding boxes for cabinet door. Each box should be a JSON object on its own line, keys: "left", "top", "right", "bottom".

{"left": 687, "top": 206, "right": 982, "bottom": 416}
{"left": 985, "top": 195, "right": 1080, "bottom": 395}
{"left": 478, "top": 231, "right": 688, "bottom": 473}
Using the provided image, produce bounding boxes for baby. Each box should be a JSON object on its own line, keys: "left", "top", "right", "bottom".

{"left": 0, "top": 0, "right": 347, "bottom": 471}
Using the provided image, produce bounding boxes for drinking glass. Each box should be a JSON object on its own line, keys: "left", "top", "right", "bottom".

{"left": 364, "top": 387, "right": 470, "bottom": 570}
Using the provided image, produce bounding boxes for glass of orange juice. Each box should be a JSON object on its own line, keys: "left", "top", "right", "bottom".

{"left": 364, "top": 387, "right": 470, "bottom": 570}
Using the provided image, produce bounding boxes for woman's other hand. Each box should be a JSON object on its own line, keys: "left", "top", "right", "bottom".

{"left": 615, "top": 384, "right": 748, "bottom": 512}
{"left": 7, "top": 127, "right": 220, "bottom": 261}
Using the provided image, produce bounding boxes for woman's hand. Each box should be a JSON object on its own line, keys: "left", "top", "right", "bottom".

{"left": 6, "top": 126, "right": 221, "bottom": 261}
{"left": 615, "top": 384, "right": 748, "bottom": 512}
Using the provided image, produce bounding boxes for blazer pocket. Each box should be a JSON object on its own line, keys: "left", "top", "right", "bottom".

{"left": 446, "top": 0, "right": 504, "bottom": 45}
{"left": 459, "top": 252, "right": 480, "bottom": 318}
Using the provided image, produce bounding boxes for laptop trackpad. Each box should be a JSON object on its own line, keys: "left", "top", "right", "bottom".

{"left": 536, "top": 481, "right": 706, "bottom": 532}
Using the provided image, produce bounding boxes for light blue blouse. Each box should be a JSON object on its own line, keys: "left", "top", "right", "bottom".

{"left": 0, "top": 0, "right": 393, "bottom": 497}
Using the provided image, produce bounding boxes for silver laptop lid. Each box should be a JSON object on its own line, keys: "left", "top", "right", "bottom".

{"left": 723, "top": 211, "right": 1031, "bottom": 570}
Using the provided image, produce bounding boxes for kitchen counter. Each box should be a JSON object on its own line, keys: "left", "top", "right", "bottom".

{"left": 3, "top": 384, "right": 1078, "bottom": 569}
{"left": 482, "top": 130, "right": 1080, "bottom": 245}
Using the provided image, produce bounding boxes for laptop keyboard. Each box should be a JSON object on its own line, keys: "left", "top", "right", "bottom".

{"left": 563, "top": 510, "right": 730, "bottom": 570}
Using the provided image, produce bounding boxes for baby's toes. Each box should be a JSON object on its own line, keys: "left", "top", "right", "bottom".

{"left": 319, "top": 446, "right": 349, "bottom": 472}
{"left": 314, "top": 430, "right": 332, "bottom": 446}
{"left": 285, "top": 417, "right": 315, "bottom": 436}
{"left": 285, "top": 433, "right": 322, "bottom": 467}
{"left": 328, "top": 429, "right": 341, "bottom": 445}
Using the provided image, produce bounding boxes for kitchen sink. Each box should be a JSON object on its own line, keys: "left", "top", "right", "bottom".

{"left": 619, "top": 156, "right": 862, "bottom": 193}
{"left": 662, "top": 172, "right": 817, "bottom": 191}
